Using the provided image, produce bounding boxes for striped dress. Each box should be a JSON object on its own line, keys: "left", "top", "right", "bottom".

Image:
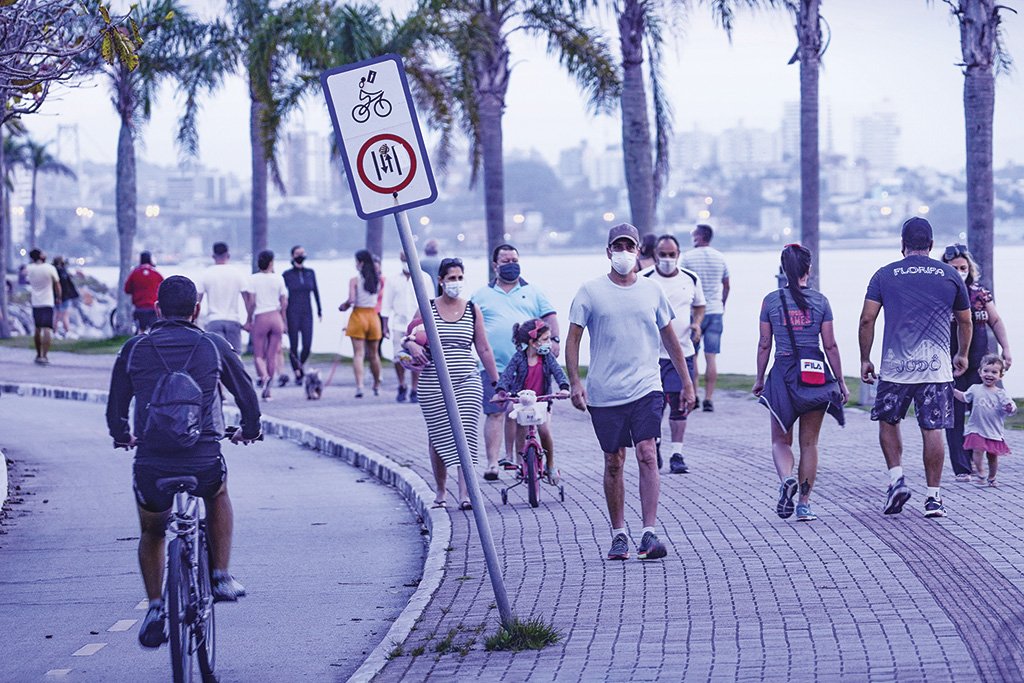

{"left": 417, "top": 300, "right": 482, "bottom": 467}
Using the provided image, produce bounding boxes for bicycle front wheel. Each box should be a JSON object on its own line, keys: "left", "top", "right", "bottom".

{"left": 525, "top": 445, "right": 540, "bottom": 508}
{"left": 196, "top": 525, "right": 216, "bottom": 679}
{"left": 167, "top": 537, "right": 193, "bottom": 683}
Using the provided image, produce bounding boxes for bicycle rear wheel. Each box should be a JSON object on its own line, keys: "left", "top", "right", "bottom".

{"left": 196, "top": 525, "right": 216, "bottom": 680}
{"left": 525, "top": 445, "right": 540, "bottom": 508}
{"left": 167, "top": 537, "right": 193, "bottom": 683}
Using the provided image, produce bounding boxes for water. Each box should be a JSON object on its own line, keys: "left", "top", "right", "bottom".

{"left": 89, "top": 245, "right": 1024, "bottom": 396}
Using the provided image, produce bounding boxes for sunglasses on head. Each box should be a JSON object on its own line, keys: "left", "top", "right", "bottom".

{"left": 943, "top": 244, "right": 969, "bottom": 261}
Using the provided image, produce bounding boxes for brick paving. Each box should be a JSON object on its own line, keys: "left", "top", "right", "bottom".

{"left": 3, "top": 346, "right": 1024, "bottom": 681}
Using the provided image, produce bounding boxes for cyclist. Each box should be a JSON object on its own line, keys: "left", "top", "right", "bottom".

{"left": 106, "top": 276, "right": 262, "bottom": 649}
{"left": 492, "top": 318, "right": 570, "bottom": 483}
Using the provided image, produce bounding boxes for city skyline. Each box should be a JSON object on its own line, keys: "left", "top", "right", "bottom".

{"left": 17, "top": 0, "right": 1024, "bottom": 186}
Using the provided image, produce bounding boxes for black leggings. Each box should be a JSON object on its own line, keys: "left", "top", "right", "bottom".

{"left": 946, "top": 370, "right": 980, "bottom": 476}
{"left": 287, "top": 308, "right": 314, "bottom": 372}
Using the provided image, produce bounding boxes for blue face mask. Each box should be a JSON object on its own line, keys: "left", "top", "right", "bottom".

{"left": 536, "top": 343, "right": 552, "bottom": 356}
{"left": 497, "top": 262, "right": 521, "bottom": 282}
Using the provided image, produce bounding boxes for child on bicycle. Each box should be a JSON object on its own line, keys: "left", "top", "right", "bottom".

{"left": 493, "top": 318, "right": 570, "bottom": 484}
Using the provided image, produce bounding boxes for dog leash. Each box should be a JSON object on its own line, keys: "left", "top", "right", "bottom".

{"left": 323, "top": 355, "right": 343, "bottom": 388}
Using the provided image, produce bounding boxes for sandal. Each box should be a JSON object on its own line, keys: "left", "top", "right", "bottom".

{"left": 431, "top": 500, "right": 447, "bottom": 509}
{"left": 459, "top": 500, "right": 473, "bottom": 511}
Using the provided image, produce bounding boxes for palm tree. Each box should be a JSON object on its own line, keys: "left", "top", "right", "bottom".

{"left": 101, "top": 0, "right": 212, "bottom": 334}
{"left": 786, "top": 0, "right": 825, "bottom": 288}
{"left": 941, "top": 0, "right": 1013, "bottom": 293}
{"left": 426, "top": 0, "right": 618, "bottom": 258}
{"left": 613, "top": 0, "right": 767, "bottom": 235}
{"left": 21, "top": 138, "right": 77, "bottom": 249}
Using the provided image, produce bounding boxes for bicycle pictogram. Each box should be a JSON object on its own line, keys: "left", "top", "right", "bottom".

{"left": 351, "top": 69, "right": 392, "bottom": 123}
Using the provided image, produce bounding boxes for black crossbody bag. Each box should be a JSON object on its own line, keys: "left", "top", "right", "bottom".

{"left": 779, "top": 290, "right": 828, "bottom": 386}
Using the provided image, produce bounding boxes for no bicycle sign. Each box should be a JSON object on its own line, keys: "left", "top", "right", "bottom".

{"left": 321, "top": 54, "right": 438, "bottom": 220}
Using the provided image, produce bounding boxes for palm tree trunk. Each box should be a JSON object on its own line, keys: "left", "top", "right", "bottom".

{"left": 618, "top": 0, "right": 655, "bottom": 235}
{"left": 250, "top": 92, "right": 269, "bottom": 274}
{"left": 29, "top": 167, "right": 38, "bottom": 249}
{"left": 115, "top": 119, "right": 137, "bottom": 336}
{"left": 959, "top": 0, "right": 996, "bottom": 293}
{"left": 366, "top": 218, "right": 384, "bottom": 257}
{"left": 0, "top": 100, "right": 10, "bottom": 338}
{"left": 479, "top": 97, "right": 505, "bottom": 258}
{"left": 796, "top": 0, "right": 821, "bottom": 289}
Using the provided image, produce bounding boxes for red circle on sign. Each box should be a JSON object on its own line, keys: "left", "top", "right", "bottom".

{"left": 356, "top": 133, "right": 418, "bottom": 195}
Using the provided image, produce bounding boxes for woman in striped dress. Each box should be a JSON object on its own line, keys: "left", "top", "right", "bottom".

{"left": 403, "top": 257, "right": 500, "bottom": 510}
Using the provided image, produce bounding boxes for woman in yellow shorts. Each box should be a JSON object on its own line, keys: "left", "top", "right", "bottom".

{"left": 339, "top": 249, "right": 383, "bottom": 397}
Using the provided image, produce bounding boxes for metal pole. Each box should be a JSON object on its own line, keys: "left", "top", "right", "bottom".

{"left": 393, "top": 208, "right": 514, "bottom": 628}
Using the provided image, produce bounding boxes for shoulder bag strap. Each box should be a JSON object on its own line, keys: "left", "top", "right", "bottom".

{"left": 779, "top": 289, "right": 800, "bottom": 355}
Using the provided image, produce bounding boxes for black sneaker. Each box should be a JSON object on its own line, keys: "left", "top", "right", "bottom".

{"left": 923, "top": 496, "right": 947, "bottom": 518}
{"left": 397, "top": 385, "right": 408, "bottom": 402}
{"left": 409, "top": 390, "right": 418, "bottom": 403}
{"left": 212, "top": 572, "right": 246, "bottom": 602}
{"left": 138, "top": 603, "right": 167, "bottom": 648}
{"left": 278, "top": 374, "right": 289, "bottom": 388}
{"left": 637, "top": 531, "right": 668, "bottom": 560}
{"left": 702, "top": 399, "right": 714, "bottom": 412}
{"left": 776, "top": 476, "right": 798, "bottom": 519}
{"left": 883, "top": 476, "right": 911, "bottom": 515}
{"left": 607, "top": 533, "right": 630, "bottom": 560}
{"left": 655, "top": 437, "right": 663, "bottom": 470}
{"left": 669, "top": 454, "right": 689, "bottom": 474}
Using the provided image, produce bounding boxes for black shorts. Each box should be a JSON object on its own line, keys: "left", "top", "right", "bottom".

{"left": 32, "top": 306, "right": 54, "bottom": 329}
{"left": 588, "top": 391, "right": 665, "bottom": 454}
{"left": 133, "top": 456, "right": 227, "bottom": 513}
{"left": 660, "top": 357, "right": 696, "bottom": 420}
{"left": 870, "top": 380, "right": 954, "bottom": 430}
{"left": 133, "top": 308, "right": 158, "bottom": 332}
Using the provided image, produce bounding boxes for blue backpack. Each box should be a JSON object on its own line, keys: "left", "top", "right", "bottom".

{"left": 142, "top": 336, "right": 205, "bottom": 451}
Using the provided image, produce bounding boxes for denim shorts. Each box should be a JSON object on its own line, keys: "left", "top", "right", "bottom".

{"left": 660, "top": 357, "right": 696, "bottom": 420}
{"left": 696, "top": 313, "right": 723, "bottom": 354}
{"left": 481, "top": 370, "right": 506, "bottom": 416}
{"left": 588, "top": 391, "right": 665, "bottom": 454}
{"left": 870, "top": 380, "right": 954, "bottom": 430}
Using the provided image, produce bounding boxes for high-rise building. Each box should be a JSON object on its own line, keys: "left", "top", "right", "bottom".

{"left": 285, "top": 130, "right": 312, "bottom": 197}
{"left": 585, "top": 145, "right": 624, "bottom": 190}
{"left": 781, "top": 101, "right": 800, "bottom": 162}
{"left": 717, "top": 123, "right": 780, "bottom": 177}
{"left": 672, "top": 129, "right": 717, "bottom": 180}
{"left": 853, "top": 106, "right": 901, "bottom": 175}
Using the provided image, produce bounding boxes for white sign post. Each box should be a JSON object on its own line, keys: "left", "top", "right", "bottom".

{"left": 322, "top": 55, "right": 514, "bottom": 628}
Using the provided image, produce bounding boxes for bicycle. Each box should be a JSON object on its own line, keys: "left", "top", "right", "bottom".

{"left": 351, "top": 80, "right": 392, "bottom": 123}
{"left": 158, "top": 426, "right": 261, "bottom": 683}
{"left": 497, "top": 391, "right": 568, "bottom": 508}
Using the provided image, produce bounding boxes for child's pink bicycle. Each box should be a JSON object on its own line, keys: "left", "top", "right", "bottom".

{"left": 497, "top": 390, "right": 567, "bottom": 508}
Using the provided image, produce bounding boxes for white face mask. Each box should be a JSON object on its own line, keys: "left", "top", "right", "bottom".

{"left": 656, "top": 257, "right": 677, "bottom": 274}
{"left": 443, "top": 281, "right": 463, "bottom": 298}
{"left": 610, "top": 251, "right": 637, "bottom": 275}
{"left": 958, "top": 270, "right": 969, "bottom": 282}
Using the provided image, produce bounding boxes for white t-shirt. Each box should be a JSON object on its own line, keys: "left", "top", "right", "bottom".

{"left": 245, "top": 272, "right": 288, "bottom": 315}
{"left": 641, "top": 265, "right": 706, "bottom": 358}
{"left": 26, "top": 262, "right": 60, "bottom": 307}
{"left": 382, "top": 269, "right": 431, "bottom": 324}
{"left": 681, "top": 246, "right": 729, "bottom": 314}
{"left": 197, "top": 264, "right": 248, "bottom": 323}
{"left": 568, "top": 275, "right": 675, "bottom": 407}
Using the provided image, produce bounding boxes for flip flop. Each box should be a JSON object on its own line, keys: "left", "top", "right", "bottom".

{"left": 459, "top": 501, "right": 473, "bottom": 511}
{"left": 431, "top": 500, "right": 447, "bottom": 509}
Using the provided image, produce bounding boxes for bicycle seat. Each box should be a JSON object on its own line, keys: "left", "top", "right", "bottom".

{"left": 156, "top": 476, "right": 199, "bottom": 494}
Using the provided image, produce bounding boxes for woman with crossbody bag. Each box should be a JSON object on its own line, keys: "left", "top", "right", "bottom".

{"left": 753, "top": 244, "right": 850, "bottom": 522}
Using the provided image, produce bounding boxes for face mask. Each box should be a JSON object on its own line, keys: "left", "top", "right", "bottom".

{"left": 536, "top": 343, "right": 552, "bottom": 356}
{"left": 497, "top": 262, "right": 521, "bottom": 282}
{"left": 610, "top": 251, "right": 636, "bottom": 275}
{"left": 958, "top": 270, "right": 969, "bottom": 282}
{"left": 443, "top": 281, "right": 463, "bottom": 298}
{"left": 293, "top": 255, "right": 306, "bottom": 265}
{"left": 656, "top": 258, "right": 676, "bottom": 274}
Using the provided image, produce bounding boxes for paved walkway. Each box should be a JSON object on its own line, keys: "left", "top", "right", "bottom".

{"left": 3, "top": 347, "right": 1024, "bottom": 682}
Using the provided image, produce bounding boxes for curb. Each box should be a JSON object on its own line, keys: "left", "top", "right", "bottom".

{"left": 0, "top": 382, "right": 450, "bottom": 683}
{"left": 1, "top": 447, "right": 7, "bottom": 511}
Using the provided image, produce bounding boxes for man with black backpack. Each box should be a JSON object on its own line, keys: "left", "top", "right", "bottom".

{"left": 106, "top": 276, "right": 262, "bottom": 649}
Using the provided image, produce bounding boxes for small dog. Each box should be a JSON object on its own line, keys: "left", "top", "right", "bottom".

{"left": 304, "top": 369, "right": 323, "bottom": 400}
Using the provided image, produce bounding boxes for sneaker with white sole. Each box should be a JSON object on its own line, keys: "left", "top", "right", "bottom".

{"left": 795, "top": 503, "right": 817, "bottom": 521}
{"left": 923, "top": 496, "right": 947, "bottom": 518}
{"left": 212, "top": 572, "right": 246, "bottom": 602}
{"left": 138, "top": 603, "right": 167, "bottom": 648}
{"left": 776, "top": 476, "right": 798, "bottom": 519}
{"left": 883, "top": 476, "right": 911, "bottom": 515}
{"left": 669, "top": 454, "right": 689, "bottom": 474}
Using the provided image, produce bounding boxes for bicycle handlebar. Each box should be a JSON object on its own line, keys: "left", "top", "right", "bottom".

{"left": 112, "top": 426, "right": 262, "bottom": 450}
{"left": 495, "top": 393, "right": 570, "bottom": 404}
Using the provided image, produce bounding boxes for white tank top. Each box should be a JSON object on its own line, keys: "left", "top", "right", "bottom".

{"left": 354, "top": 274, "right": 379, "bottom": 308}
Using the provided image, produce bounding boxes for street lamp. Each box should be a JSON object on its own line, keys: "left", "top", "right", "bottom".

{"left": 145, "top": 204, "right": 160, "bottom": 218}
{"left": 419, "top": 216, "right": 430, "bottom": 226}
{"left": 512, "top": 213, "right": 525, "bottom": 224}
{"left": 602, "top": 212, "right": 615, "bottom": 222}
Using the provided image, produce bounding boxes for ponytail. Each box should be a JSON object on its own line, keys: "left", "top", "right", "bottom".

{"left": 780, "top": 244, "right": 812, "bottom": 311}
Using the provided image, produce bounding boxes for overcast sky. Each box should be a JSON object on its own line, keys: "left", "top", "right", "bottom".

{"left": 22, "top": 0, "right": 1024, "bottom": 181}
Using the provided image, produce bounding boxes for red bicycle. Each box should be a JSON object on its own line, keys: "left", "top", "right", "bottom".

{"left": 497, "top": 391, "right": 567, "bottom": 508}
